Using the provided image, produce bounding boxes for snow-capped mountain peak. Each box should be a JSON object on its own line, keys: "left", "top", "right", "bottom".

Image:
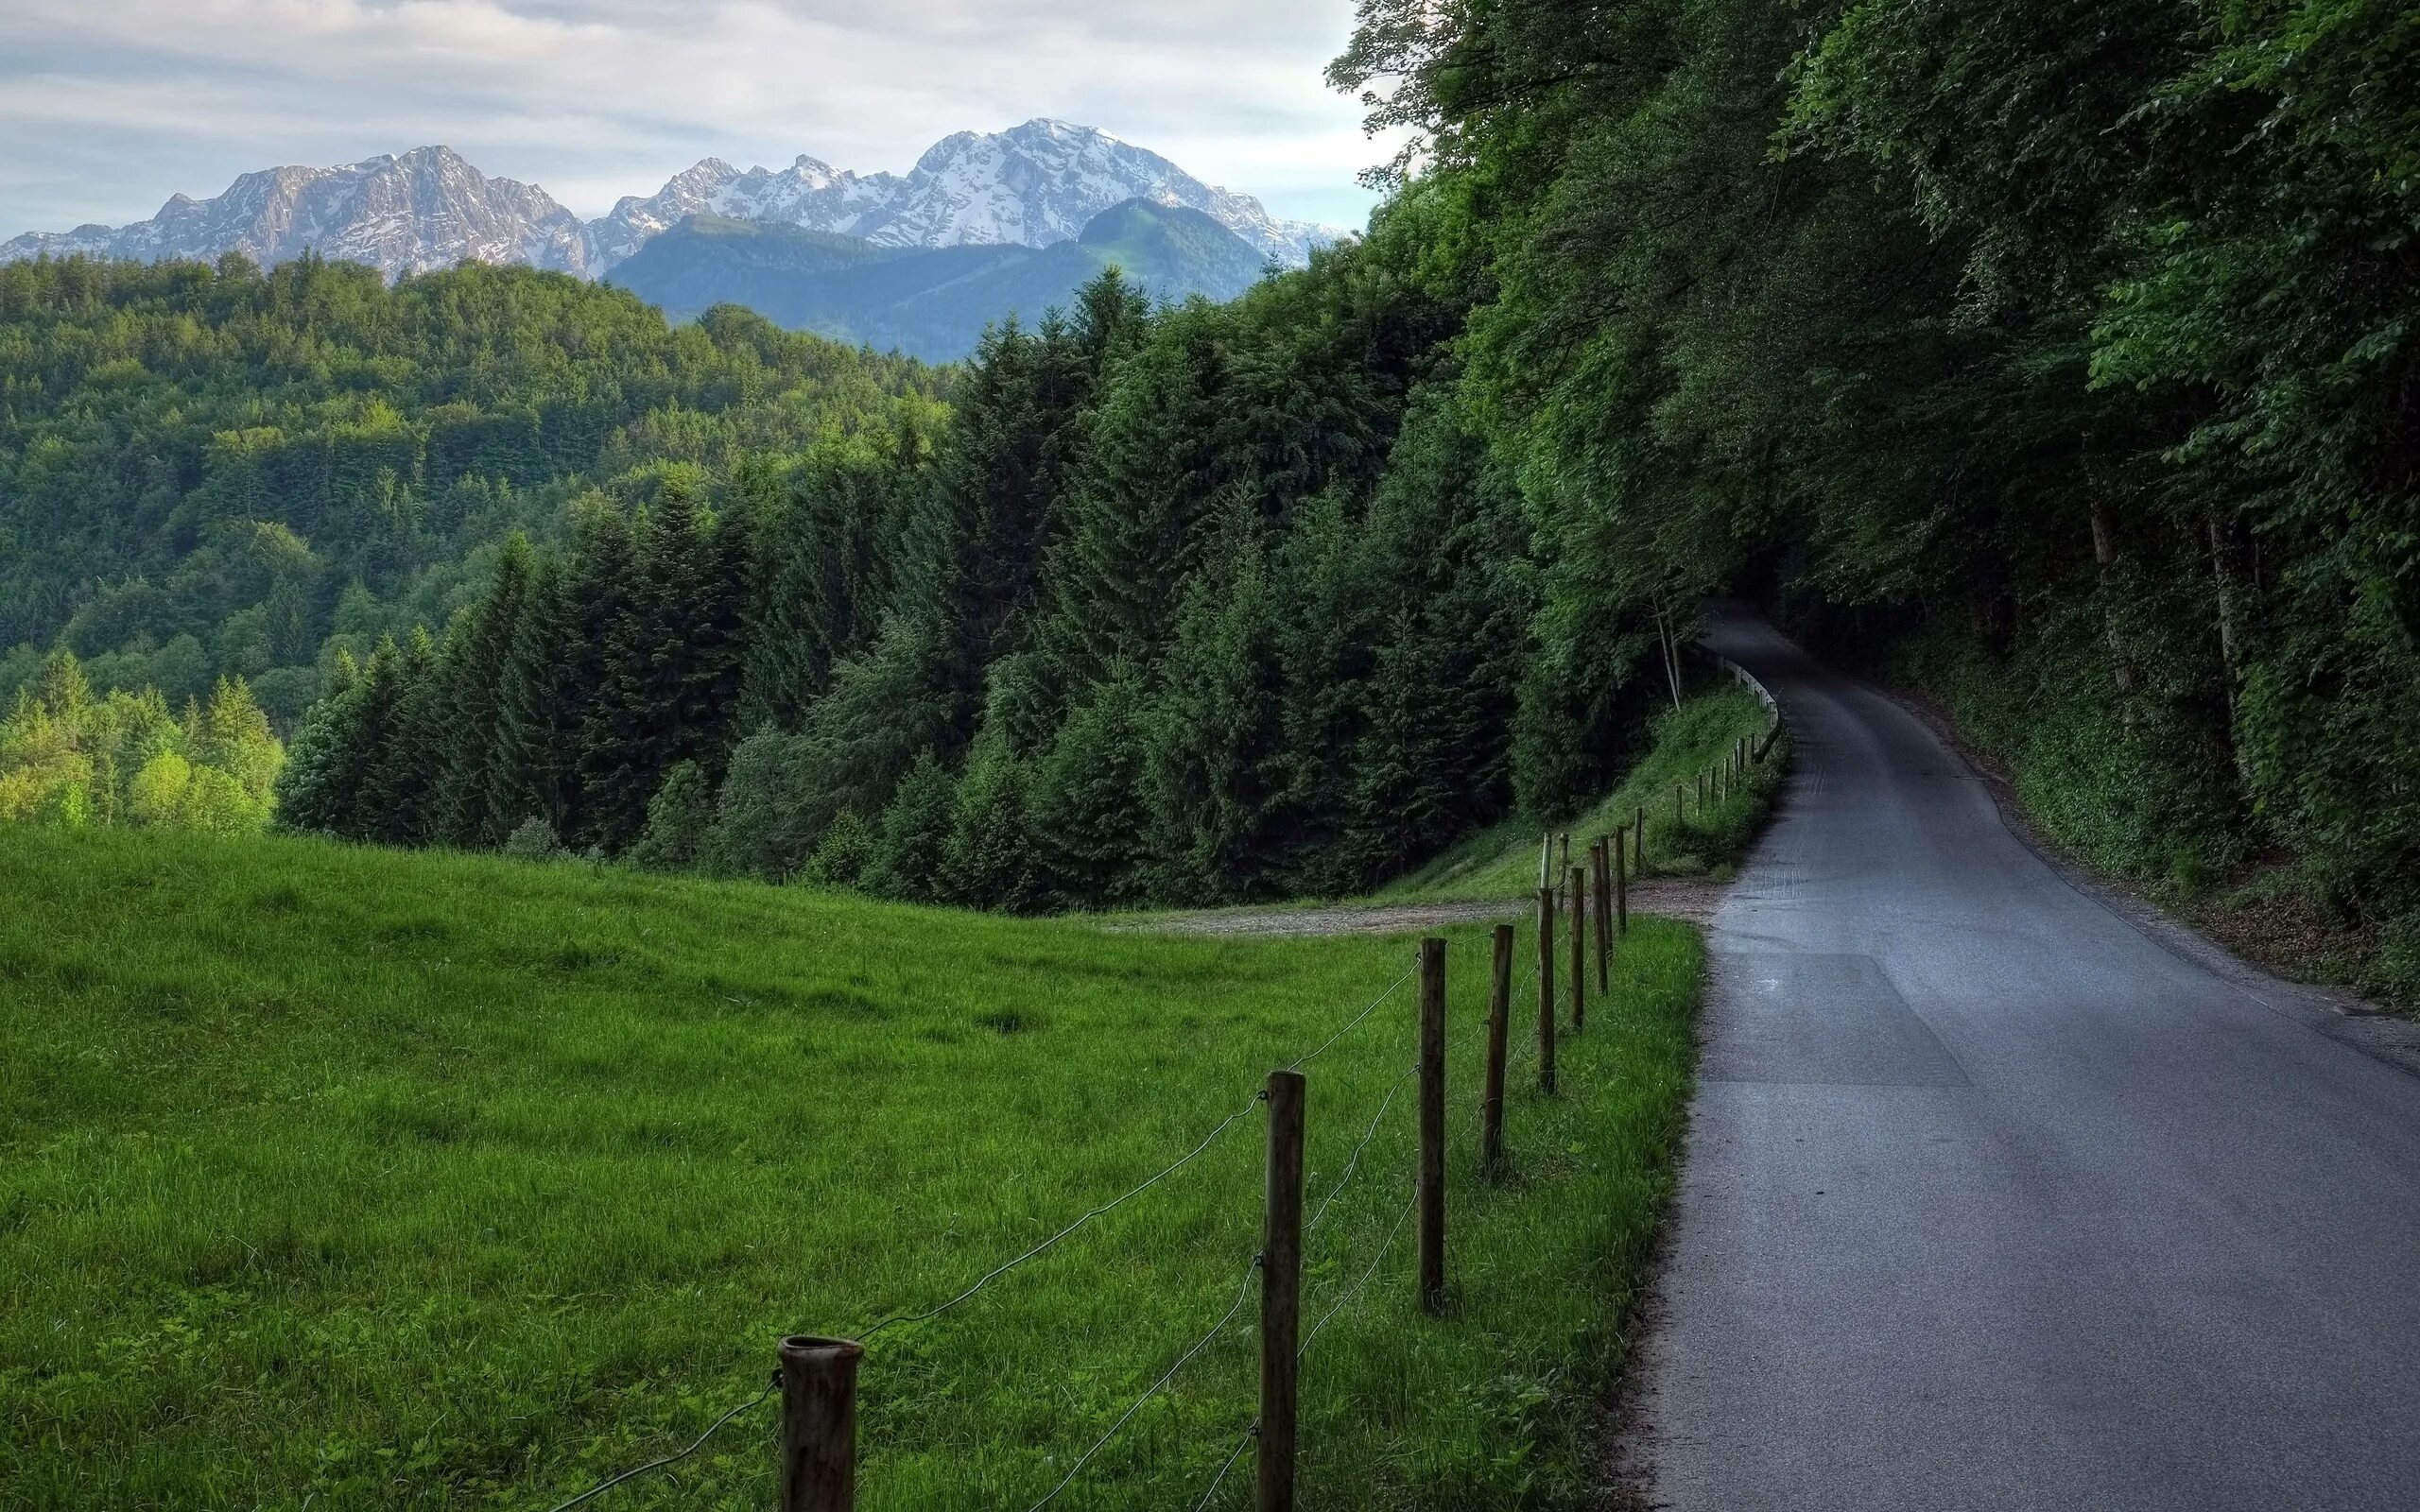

{"left": 2, "top": 125, "right": 1347, "bottom": 281}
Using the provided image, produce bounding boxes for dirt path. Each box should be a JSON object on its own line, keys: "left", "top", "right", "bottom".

{"left": 1124, "top": 878, "right": 1729, "bottom": 937}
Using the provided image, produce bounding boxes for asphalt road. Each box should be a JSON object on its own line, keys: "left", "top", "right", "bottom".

{"left": 1629, "top": 613, "right": 2420, "bottom": 1511}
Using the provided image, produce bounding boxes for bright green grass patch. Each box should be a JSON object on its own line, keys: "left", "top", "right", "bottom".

{"left": 1384, "top": 688, "right": 1783, "bottom": 902}
{"left": 0, "top": 827, "right": 1698, "bottom": 1510}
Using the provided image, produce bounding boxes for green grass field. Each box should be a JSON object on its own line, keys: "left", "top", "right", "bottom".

{"left": 0, "top": 826, "right": 1699, "bottom": 1510}
{"left": 1384, "top": 687, "right": 1784, "bottom": 901}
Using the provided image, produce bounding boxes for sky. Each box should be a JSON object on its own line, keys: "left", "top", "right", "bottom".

{"left": 0, "top": 0, "right": 1396, "bottom": 243}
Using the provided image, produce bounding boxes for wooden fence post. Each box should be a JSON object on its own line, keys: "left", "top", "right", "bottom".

{"left": 779, "top": 1335, "right": 862, "bottom": 1512}
{"left": 1482, "top": 925, "right": 1512, "bottom": 1171}
{"left": 1535, "top": 886, "right": 1556, "bottom": 1094}
{"left": 1566, "top": 866, "right": 1586, "bottom": 1031}
{"left": 1416, "top": 938, "right": 1447, "bottom": 1314}
{"left": 1614, "top": 822, "right": 1629, "bottom": 935}
{"left": 1634, "top": 805, "right": 1645, "bottom": 871}
{"left": 1259, "top": 1068, "right": 1305, "bottom": 1512}
{"left": 1591, "top": 839, "right": 1611, "bottom": 992}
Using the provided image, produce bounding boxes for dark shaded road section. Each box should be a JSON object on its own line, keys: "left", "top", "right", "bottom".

{"left": 1629, "top": 613, "right": 2420, "bottom": 1510}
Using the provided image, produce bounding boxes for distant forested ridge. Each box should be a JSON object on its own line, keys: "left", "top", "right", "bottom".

{"left": 608, "top": 198, "right": 1273, "bottom": 361}
{"left": 0, "top": 255, "right": 941, "bottom": 723}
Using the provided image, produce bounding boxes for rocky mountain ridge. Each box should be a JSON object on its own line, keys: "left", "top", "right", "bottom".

{"left": 5, "top": 122, "right": 1339, "bottom": 279}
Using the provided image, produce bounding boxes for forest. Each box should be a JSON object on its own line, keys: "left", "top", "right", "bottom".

{"left": 0, "top": 254, "right": 940, "bottom": 724}
{"left": 4, "top": 0, "right": 2413, "bottom": 992}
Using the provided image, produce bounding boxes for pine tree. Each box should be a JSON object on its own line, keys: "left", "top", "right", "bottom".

{"left": 273, "top": 649, "right": 360, "bottom": 835}
{"left": 1032, "top": 301, "right": 1227, "bottom": 695}
{"left": 1135, "top": 507, "right": 1284, "bottom": 902}
{"left": 628, "top": 759, "right": 715, "bottom": 873}
{"left": 431, "top": 534, "right": 534, "bottom": 847}
{"left": 355, "top": 625, "right": 441, "bottom": 847}
{"left": 944, "top": 730, "right": 1038, "bottom": 910}
{"left": 862, "top": 747, "right": 959, "bottom": 901}
{"left": 490, "top": 552, "right": 573, "bottom": 833}
{"left": 572, "top": 503, "right": 655, "bottom": 851}
{"left": 1023, "top": 662, "right": 1150, "bottom": 908}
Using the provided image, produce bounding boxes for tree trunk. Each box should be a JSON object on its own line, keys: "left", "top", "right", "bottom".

{"left": 1653, "top": 606, "right": 1684, "bottom": 711}
{"left": 2089, "top": 500, "right": 2137, "bottom": 701}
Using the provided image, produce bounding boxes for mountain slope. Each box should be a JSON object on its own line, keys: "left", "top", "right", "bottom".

{"left": 609, "top": 198, "right": 1271, "bottom": 360}
{"left": 0, "top": 146, "right": 591, "bottom": 276}
{"left": 7, "top": 122, "right": 1340, "bottom": 282}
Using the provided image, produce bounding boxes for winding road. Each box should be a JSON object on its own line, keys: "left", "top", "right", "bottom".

{"left": 1626, "top": 613, "right": 2420, "bottom": 1510}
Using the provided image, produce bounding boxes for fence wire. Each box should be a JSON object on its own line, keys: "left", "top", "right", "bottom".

{"left": 542, "top": 946, "right": 1433, "bottom": 1509}
{"left": 1288, "top": 955, "right": 1420, "bottom": 1071}
{"left": 1306, "top": 1060, "right": 1415, "bottom": 1236}
{"left": 1300, "top": 1184, "right": 1419, "bottom": 1364}
{"left": 1187, "top": 1420, "right": 1257, "bottom": 1512}
{"left": 855, "top": 1091, "right": 1264, "bottom": 1345}
{"left": 536, "top": 1372, "right": 778, "bottom": 1512}
{"left": 1023, "top": 1247, "right": 1264, "bottom": 1511}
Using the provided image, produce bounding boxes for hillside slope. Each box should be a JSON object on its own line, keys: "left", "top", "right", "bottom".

{"left": 611, "top": 198, "right": 1270, "bottom": 359}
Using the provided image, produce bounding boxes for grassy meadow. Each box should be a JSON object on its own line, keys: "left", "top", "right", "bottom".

{"left": 0, "top": 826, "right": 1699, "bottom": 1509}
{"left": 1384, "top": 686, "right": 1784, "bottom": 902}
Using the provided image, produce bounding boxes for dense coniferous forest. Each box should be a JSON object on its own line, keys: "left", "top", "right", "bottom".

{"left": 7, "top": 0, "right": 2414, "bottom": 991}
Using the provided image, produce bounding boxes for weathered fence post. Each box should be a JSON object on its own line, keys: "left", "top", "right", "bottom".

{"left": 779, "top": 1335, "right": 863, "bottom": 1512}
{"left": 1592, "top": 838, "right": 1612, "bottom": 992}
{"left": 1259, "top": 1067, "right": 1305, "bottom": 1512}
{"left": 1482, "top": 924, "right": 1512, "bottom": 1171}
{"left": 1673, "top": 784, "right": 1684, "bottom": 826}
{"left": 1566, "top": 866, "right": 1586, "bottom": 1031}
{"left": 1535, "top": 885, "right": 1556, "bottom": 1094}
{"left": 1634, "top": 805, "right": 1646, "bottom": 871}
{"left": 1416, "top": 937, "right": 1447, "bottom": 1314}
{"left": 1614, "top": 822, "right": 1629, "bottom": 935}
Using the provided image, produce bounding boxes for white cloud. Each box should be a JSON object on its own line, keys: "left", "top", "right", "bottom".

{"left": 0, "top": 0, "right": 1400, "bottom": 239}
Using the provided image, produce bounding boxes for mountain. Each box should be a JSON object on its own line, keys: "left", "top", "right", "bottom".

{"left": 2, "top": 122, "right": 1340, "bottom": 282}
{"left": 0, "top": 146, "right": 591, "bottom": 276}
{"left": 595, "top": 119, "right": 1328, "bottom": 270}
{"left": 608, "top": 198, "right": 1270, "bottom": 361}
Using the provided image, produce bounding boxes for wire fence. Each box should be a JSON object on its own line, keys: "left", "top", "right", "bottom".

{"left": 536, "top": 832, "right": 1696, "bottom": 1512}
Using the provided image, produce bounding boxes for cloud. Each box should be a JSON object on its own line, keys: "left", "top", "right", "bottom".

{"left": 0, "top": 0, "right": 1399, "bottom": 240}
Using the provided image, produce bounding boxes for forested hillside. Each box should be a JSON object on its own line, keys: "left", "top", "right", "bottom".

{"left": 278, "top": 266, "right": 1527, "bottom": 901}
{"left": 0, "top": 255, "right": 940, "bottom": 722}
{"left": 13, "top": 0, "right": 2412, "bottom": 993}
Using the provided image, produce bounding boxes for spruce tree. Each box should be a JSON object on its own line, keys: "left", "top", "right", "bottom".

{"left": 1135, "top": 507, "right": 1284, "bottom": 902}
{"left": 431, "top": 534, "right": 534, "bottom": 848}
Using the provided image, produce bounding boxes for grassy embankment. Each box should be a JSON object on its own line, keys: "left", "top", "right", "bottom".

{"left": 1384, "top": 686, "right": 1785, "bottom": 902}
{"left": 1893, "top": 627, "right": 2416, "bottom": 1009}
{"left": 0, "top": 825, "right": 1698, "bottom": 1510}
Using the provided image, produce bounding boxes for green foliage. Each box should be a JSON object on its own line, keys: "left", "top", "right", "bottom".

{"left": 0, "top": 255, "right": 942, "bottom": 722}
{"left": 1330, "top": 0, "right": 2420, "bottom": 999}
{"left": 626, "top": 760, "right": 715, "bottom": 873}
{"left": 0, "top": 649, "right": 282, "bottom": 833}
